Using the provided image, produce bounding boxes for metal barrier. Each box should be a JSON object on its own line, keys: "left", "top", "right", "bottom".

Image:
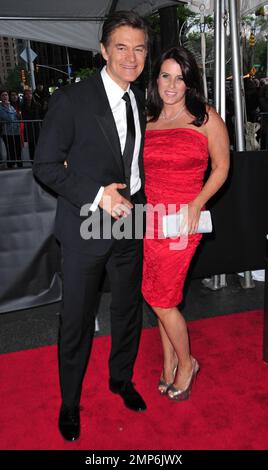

{"left": 0, "top": 119, "right": 42, "bottom": 168}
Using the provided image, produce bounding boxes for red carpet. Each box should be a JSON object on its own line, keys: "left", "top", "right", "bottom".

{"left": 1, "top": 309, "right": 268, "bottom": 450}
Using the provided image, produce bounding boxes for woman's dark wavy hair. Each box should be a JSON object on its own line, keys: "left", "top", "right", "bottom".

{"left": 147, "top": 46, "right": 208, "bottom": 126}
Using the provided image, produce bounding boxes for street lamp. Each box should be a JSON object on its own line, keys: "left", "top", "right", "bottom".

{"left": 35, "top": 64, "right": 69, "bottom": 76}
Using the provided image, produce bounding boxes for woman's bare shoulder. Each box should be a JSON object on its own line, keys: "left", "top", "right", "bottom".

{"left": 205, "top": 105, "right": 226, "bottom": 129}
{"left": 204, "top": 104, "right": 229, "bottom": 144}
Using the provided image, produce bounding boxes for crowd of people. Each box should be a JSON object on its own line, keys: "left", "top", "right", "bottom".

{"left": 0, "top": 84, "right": 50, "bottom": 167}
{"left": 226, "top": 76, "right": 268, "bottom": 150}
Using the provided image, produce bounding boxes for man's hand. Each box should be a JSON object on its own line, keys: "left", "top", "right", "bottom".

{"left": 99, "top": 183, "right": 133, "bottom": 219}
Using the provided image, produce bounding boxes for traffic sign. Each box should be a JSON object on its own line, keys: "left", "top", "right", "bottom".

{"left": 20, "top": 48, "right": 37, "bottom": 64}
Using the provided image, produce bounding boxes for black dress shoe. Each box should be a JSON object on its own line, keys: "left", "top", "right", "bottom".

{"left": 58, "top": 404, "right": 80, "bottom": 441}
{"left": 109, "top": 379, "right": 147, "bottom": 412}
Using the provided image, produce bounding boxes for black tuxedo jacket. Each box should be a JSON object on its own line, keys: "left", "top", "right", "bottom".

{"left": 33, "top": 72, "right": 146, "bottom": 254}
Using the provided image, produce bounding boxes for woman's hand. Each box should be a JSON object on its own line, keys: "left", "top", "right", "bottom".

{"left": 180, "top": 201, "right": 202, "bottom": 235}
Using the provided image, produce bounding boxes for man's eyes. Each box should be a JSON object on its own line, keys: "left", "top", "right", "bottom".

{"left": 116, "top": 46, "right": 145, "bottom": 52}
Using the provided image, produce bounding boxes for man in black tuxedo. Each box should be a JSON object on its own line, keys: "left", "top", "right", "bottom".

{"left": 33, "top": 11, "right": 148, "bottom": 441}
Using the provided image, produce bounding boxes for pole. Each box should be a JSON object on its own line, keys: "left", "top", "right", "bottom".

{"left": 66, "top": 47, "right": 72, "bottom": 82}
{"left": 229, "top": 0, "right": 254, "bottom": 289}
{"left": 203, "top": 0, "right": 227, "bottom": 291}
{"left": 214, "top": 0, "right": 221, "bottom": 111}
{"left": 218, "top": 0, "right": 227, "bottom": 289}
{"left": 26, "top": 40, "right": 36, "bottom": 90}
{"left": 200, "top": 5, "right": 208, "bottom": 100}
{"left": 220, "top": 0, "right": 226, "bottom": 121}
{"left": 228, "top": 0, "right": 245, "bottom": 151}
{"left": 204, "top": 0, "right": 221, "bottom": 290}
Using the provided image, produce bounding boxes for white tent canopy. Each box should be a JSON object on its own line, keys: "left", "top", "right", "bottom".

{"left": 0, "top": 1, "right": 266, "bottom": 52}
{"left": 0, "top": 0, "right": 180, "bottom": 51}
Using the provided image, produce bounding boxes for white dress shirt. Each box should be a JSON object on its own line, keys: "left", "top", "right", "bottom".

{"left": 90, "top": 66, "right": 142, "bottom": 211}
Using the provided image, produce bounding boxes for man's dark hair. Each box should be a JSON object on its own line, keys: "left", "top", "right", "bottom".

{"left": 101, "top": 10, "right": 149, "bottom": 48}
{"left": 147, "top": 46, "right": 208, "bottom": 127}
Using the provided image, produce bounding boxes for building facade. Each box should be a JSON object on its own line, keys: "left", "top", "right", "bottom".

{"left": 0, "top": 37, "right": 19, "bottom": 86}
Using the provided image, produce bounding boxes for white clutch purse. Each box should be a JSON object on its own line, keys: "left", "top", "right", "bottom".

{"left": 162, "top": 210, "right": 213, "bottom": 238}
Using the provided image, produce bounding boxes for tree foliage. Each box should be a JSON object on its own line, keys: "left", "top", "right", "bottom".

{"left": 2, "top": 66, "right": 29, "bottom": 92}
{"left": 74, "top": 67, "right": 98, "bottom": 81}
{"left": 148, "top": 3, "right": 196, "bottom": 35}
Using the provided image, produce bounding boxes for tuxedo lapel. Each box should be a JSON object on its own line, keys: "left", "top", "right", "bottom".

{"left": 90, "top": 74, "right": 146, "bottom": 184}
{"left": 95, "top": 110, "right": 124, "bottom": 174}
{"left": 92, "top": 74, "right": 124, "bottom": 175}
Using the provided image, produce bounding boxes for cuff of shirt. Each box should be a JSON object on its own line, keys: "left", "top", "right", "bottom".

{"left": 89, "top": 186, "right": 104, "bottom": 212}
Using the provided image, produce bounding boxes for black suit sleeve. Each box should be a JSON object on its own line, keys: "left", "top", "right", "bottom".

{"left": 33, "top": 89, "right": 100, "bottom": 209}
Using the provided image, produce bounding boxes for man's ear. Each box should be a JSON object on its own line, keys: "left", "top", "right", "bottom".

{"left": 100, "top": 43, "right": 108, "bottom": 62}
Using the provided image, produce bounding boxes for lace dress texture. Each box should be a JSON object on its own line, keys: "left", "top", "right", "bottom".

{"left": 142, "top": 128, "right": 209, "bottom": 308}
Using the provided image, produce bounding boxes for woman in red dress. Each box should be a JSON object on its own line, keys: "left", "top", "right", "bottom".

{"left": 142, "top": 47, "right": 230, "bottom": 401}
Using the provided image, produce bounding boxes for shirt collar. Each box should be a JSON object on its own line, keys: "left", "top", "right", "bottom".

{"left": 101, "top": 66, "right": 130, "bottom": 110}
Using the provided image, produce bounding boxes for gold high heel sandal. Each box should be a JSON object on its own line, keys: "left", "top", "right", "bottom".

{"left": 158, "top": 365, "right": 177, "bottom": 395}
{"left": 167, "top": 358, "right": 200, "bottom": 401}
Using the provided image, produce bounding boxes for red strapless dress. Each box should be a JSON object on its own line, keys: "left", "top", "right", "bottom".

{"left": 142, "top": 128, "right": 209, "bottom": 308}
